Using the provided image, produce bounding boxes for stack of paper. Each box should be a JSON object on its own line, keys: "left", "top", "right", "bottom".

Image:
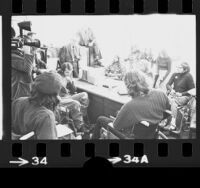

{"left": 56, "top": 124, "right": 73, "bottom": 138}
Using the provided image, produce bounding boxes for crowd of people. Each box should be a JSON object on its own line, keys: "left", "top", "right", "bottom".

{"left": 11, "top": 25, "right": 196, "bottom": 140}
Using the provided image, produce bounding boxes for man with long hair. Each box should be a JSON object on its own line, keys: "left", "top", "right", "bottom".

{"left": 92, "top": 70, "right": 171, "bottom": 139}
{"left": 12, "top": 71, "right": 63, "bottom": 139}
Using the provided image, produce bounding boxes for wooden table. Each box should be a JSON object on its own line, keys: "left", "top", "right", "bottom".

{"left": 74, "top": 79, "right": 131, "bottom": 123}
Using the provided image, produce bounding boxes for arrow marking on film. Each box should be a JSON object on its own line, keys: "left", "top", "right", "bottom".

{"left": 9, "top": 158, "right": 29, "bottom": 167}
{"left": 108, "top": 157, "right": 122, "bottom": 165}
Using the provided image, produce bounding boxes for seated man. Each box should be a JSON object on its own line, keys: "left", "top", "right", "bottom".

{"left": 58, "top": 62, "right": 89, "bottom": 132}
{"left": 92, "top": 70, "right": 171, "bottom": 139}
{"left": 166, "top": 62, "right": 195, "bottom": 129}
{"left": 12, "top": 72, "right": 63, "bottom": 140}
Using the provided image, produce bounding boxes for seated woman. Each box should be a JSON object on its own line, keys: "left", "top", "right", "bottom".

{"left": 92, "top": 70, "right": 171, "bottom": 139}
{"left": 12, "top": 72, "right": 63, "bottom": 140}
{"left": 166, "top": 62, "right": 195, "bottom": 129}
{"left": 58, "top": 62, "right": 89, "bottom": 132}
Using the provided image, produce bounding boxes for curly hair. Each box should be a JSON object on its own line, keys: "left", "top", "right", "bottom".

{"left": 61, "top": 62, "right": 73, "bottom": 72}
{"left": 124, "top": 70, "right": 150, "bottom": 98}
{"left": 180, "top": 62, "right": 190, "bottom": 73}
{"left": 29, "top": 83, "right": 60, "bottom": 112}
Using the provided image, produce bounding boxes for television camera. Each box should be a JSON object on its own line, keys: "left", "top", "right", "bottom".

{"left": 11, "top": 21, "right": 41, "bottom": 50}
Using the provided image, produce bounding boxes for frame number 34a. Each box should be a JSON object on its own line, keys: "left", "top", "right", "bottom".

{"left": 123, "top": 155, "right": 148, "bottom": 164}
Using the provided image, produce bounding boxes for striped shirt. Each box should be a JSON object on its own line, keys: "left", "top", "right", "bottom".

{"left": 113, "top": 89, "right": 171, "bottom": 137}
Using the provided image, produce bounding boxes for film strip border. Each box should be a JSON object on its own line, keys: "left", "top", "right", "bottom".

{"left": 0, "top": 140, "right": 200, "bottom": 167}
{"left": 0, "top": 0, "right": 199, "bottom": 14}
{"left": 0, "top": 0, "right": 200, "bottom": 167}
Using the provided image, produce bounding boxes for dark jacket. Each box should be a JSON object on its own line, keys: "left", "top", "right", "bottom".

{"left": 166, "top": 72, "right": 195, "bottom": 95}
{"left": 11, "top": 50, "right": 34, "bottom": 100}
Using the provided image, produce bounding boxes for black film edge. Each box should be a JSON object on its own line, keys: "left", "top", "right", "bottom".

{"left": 0, "top": 0, "right": 199, "bottom": 168}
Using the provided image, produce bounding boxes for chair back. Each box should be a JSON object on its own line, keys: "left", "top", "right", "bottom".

{"left": 12, "top": 132, "right": 22, "bottom": 140}
{"left": 132, "top": 121, "right": 158, "bottom": 139}
{"left": 12, "top": 131, "right": 35, "bottom": 140}
{"left": 100, "top": 125, "right": 128, "bottom": 139}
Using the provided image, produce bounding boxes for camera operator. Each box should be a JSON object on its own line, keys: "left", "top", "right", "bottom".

{"left": 11, "top": 27, "right": 36, "bottom": 101}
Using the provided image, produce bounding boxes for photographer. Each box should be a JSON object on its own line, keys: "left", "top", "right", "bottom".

{"left": 11, "top": 27, "right": 36, "bottom": 101}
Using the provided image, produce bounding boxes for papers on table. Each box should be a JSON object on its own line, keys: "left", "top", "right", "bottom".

{"left": 56, "top": 124, "right": 73, "bottom": 138}
{"left": 108, "top": 122, "right": 114, "bottom": 128}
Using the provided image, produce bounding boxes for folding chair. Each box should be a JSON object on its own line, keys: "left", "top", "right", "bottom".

{"left": 101, "top": 121, "right": 161, "bottom": 139}
{"left": 166, "top": 103, "right": 191, "bottom": 139}
{"left": 100, "top": 123, "right": 128, "bottom": 139}
{"left": 12, "top": 131, "right": 35, "bottom": 140}
{"left": 100, "top": 110, "right": 172, "bottom": 139}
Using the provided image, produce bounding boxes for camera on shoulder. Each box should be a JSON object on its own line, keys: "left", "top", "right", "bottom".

{"left": 11, "top": 21, "right": 41, "bottom": 50}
